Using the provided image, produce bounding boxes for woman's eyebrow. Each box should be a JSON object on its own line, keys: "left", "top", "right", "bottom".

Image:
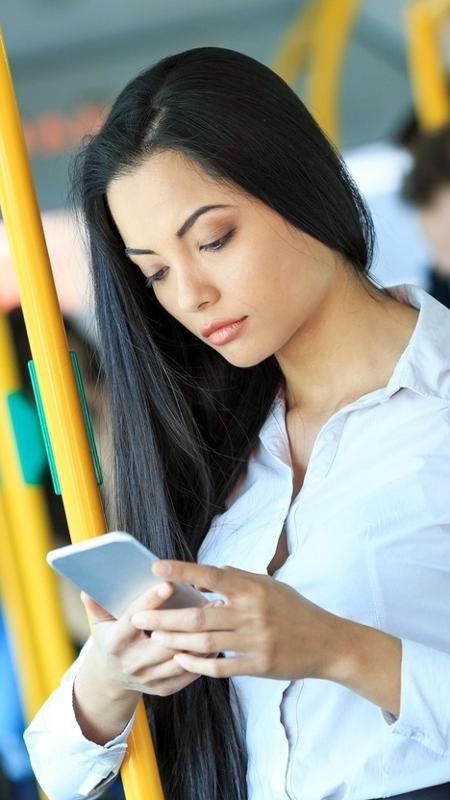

{"left": 124, "top": 204, "right": 235, "bottom": 256}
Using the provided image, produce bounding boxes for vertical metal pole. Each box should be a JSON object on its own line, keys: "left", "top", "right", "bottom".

{"left": 270, "top": 0, "right": 361, "bottom": 145}
{"left": 0, "top": 490, "right": 48, "bottom": 800}
{"left": 0, "top": 308, "right": 74, "bottom": 693}
{"left": 305, "top": 0, "right": 361, "bottom": 144}
{"left": 0, "top": 488, "right": 46, "bottom": 721}
{"left": 405, "top": 0, "right": 450, "bottom": 130}
{"left": 0, "top": 26, "right": 164, "bottom": 800}
{"left": 270, "top": 0, "right": 320, "bottom": 85}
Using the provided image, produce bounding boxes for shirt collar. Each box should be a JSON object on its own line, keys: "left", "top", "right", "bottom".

{"left": 382, "top": 282, "right": 450, "bottom": 402}
{"left": 259, "top": 282, "right": 450, "bottom": 449}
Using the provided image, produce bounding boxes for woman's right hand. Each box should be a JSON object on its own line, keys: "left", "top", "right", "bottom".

{"left": 79, "top": 581, "right": 213, "bottom": 700}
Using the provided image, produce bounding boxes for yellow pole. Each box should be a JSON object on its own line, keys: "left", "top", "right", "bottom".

{"left": 270, "top": 0, "right": 321, "bottom": 85}
{"left": 0, "top": 26, "right": 164, "bottom": 800}
{"left": 270, "top": 0, "right": 361, "bottom": 145}
{"left": 0, "top": 308, "right": 74, "bottom": 694}
{"left": 306, "top": 0, "right": 361, "bottom": 144}
{"left": 405, "top": 0, "right": 450, "bottom": 130}
{"left": 0, "top": 491, "right": 48, "bottom": 800}
{"left": 0, "top": 489, "right": 46, "bottom": 721}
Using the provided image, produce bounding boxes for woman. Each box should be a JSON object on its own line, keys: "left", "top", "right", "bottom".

{"left": 24, "top": 47, "right": 450, "bottom": 800}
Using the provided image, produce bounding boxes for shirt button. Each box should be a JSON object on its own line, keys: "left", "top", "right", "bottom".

{"left": 323, "top": 430, "right": 336, "bottom": 442}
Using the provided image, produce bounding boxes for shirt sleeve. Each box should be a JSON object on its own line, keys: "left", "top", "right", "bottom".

{"left": 23, "top": 637, "right": 136, "bottom": 800}
{"left": 381, "top": 637, "right": 450, "bottom": 755}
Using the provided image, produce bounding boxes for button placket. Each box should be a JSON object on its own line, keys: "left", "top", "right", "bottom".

{"left": 280, "top": 422, "right": 345, "bottom": 799}
{"left": 282, "top": 679, "right": 305, "bottom": 800}
{"left": 305, "top": 426, "right": 339, "bottom": 484}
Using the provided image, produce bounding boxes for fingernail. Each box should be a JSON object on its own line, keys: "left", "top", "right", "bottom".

{"left": 157, "top": 582, "right": 172, "bottom": 597}
{"left": 213, "top": 600, "right": 225, "bottom": 607}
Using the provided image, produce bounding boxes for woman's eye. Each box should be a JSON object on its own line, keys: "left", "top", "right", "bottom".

{"left": 145, "top": 268, "right": 168, "bottom": 287}
{"left": 200, "top": 228, "right": 236, "bottom": 252}
{"left": 144, "top": 229, "right": 236, "bottom": 288}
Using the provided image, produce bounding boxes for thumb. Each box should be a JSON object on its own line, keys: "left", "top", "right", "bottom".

{"left": 80, "top": 591, "right": 115, "bottom": 623}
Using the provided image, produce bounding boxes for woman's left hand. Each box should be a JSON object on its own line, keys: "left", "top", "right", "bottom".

{"left": 130, "top": 560, "right": 350, "bottom": 681}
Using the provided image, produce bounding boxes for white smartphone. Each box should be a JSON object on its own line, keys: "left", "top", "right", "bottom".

{"left": 46, "top": 531, "right": 208, "bottom": 618}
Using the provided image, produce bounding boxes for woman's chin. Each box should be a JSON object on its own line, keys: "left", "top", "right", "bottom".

{"left": 221, "top": 349, "right": 273, "bottom": 369}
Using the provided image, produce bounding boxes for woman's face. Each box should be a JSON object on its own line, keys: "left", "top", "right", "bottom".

{"left": 106, "top": 150, "right": 339, "bottom": 368}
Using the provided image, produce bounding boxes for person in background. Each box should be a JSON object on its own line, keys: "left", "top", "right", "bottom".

{"left": 401, "top": 121, "right": 450, "bottom": 308}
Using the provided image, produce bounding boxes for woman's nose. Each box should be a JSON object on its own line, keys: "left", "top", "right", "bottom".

{"left": 175, "top": 269, "right": 219, "bottom": 313}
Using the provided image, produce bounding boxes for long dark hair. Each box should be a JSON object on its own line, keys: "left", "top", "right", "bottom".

{"left": 68, "top": 46, "right": 381, "bottom": 800}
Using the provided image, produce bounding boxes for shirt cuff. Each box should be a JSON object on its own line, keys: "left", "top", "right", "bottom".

{"left": 380, "top": 637, "right": 450, "bottom": 755}
{"left": 24, "top": 638, "right": 135, "bottom": 800}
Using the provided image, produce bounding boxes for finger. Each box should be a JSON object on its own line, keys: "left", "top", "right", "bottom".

{"left": 124, "top": 581, "right": 175, "bottom": 618}
{"left": 131, "top": 604, "right": 236, "bottom": 633}
{"left": 173, "top": 652, "right": 252, "bottom": 678}
{"left": 104, "top": 582, "right": 176, "bottom": 649}
{"left": 141, "top": 671, "right": 198, "bottom": 698}
{"left": 128, "top": 635, "right": 181, "bottom": 666}
{"left": 131, "top": 600, "right": 225, "bottom": 631}
{"left": 139, "top": 655, "right": 189, "bottom": 682}
{"left": 80, "top": 592, "right": 115, "bottom": 623}
{"left": 151, "top": 560, "right": 247, "bottom": 595}
{"left": 149, "top": 630, "right": 236, "bottom": 654}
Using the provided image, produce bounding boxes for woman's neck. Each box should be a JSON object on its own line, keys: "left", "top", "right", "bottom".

{"left": 276, "top": 271, "right": 419, "bottom": 415}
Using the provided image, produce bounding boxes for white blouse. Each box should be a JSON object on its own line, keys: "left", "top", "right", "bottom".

{"left": 24, "top": 283, "right": 450, "bottom": 800}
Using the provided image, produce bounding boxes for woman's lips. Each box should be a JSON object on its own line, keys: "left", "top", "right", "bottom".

{"left": 207, "top": 317, "right": 248, "bottom": 345}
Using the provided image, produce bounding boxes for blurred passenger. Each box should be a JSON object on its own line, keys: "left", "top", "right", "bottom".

{"left": 402, "top": 121, "right": 450, "bottom": 308}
